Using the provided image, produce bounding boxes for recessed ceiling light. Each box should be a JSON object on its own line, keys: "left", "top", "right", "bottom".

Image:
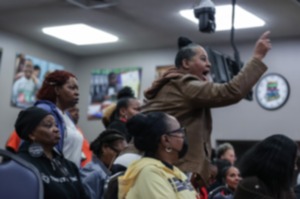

{"left": 42, "top": 23, "right": 118, "bottom": 45}
{"left": 180, "top": 5, "right": 265, "bottom": 31}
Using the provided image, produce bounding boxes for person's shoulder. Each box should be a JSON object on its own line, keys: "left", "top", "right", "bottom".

{"left": 173, "top": 73, "right": 199, "bottom": 82}
{"left": 34, "top": 100, "right": 55, "bottom": 111}
{"left": 82, "top": 160, "right": 105, "bottom": 173}
{"left": 81, "top": 165, "right": 106, "bottom": 179}
{"left": 108, "top": 120, "right": 127, "bottom": 132}
{"left": 135, "top": 164, "right": 164, "bottom": 186}
{"left": 171, "top": 74, "right": 203, "bottom": 88}
{"left": 12, "top": 77, "right": 25, "bottom": 88}
{"left": 19, "top": 76, "right": 27, "bottom": 81}
{"left": 18, "top": 151, "right": 32, "bottom": 161}
{"left": 14, "top": 76, "right": 23, "bottom": 83}
{"left": 239, "top": 176, "right": 264, "bottom": 186}
{"left": 34, "top": 101, "right": 63, "bottom": 121}
{"left": 114, "top": 153, "right": 142, "bottom": 168}
{"left": 138, "top": 161, "right": 166, "bottom": 178}
{"left": 235, "top": 176, "right": 273, "bottom": 199}
{"left": 17, "top": 152, "right": 40, "bottom": 168}
{"left": 108, "top": 119, "right": 124, "bottom": 126}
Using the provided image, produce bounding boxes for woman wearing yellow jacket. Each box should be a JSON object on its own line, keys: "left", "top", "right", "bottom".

{"left": 118, "top": 112, "right": 200, "bottom": 199}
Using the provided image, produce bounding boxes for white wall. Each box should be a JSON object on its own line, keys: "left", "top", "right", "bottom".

{"left": 76, "top": 38, "right": 300, "bottom": 146}
{"left": 0, "top": 31, "right": 76, "bottom": 148}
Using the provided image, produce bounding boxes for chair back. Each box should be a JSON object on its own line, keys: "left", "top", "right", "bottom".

{"left": 103, "top": 171, "right": 125, "bottom": 199}
{"left": 0, "top": 148, "right": 43, "bottom": 199}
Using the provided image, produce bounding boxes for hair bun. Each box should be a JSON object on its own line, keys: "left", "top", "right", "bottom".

{"left": 178, "top": 36, "right": 193, "bottom": 49}
{"left": 127, "top": 112, "right": 169, "bottom": 153}
{"left": 127, "top": 114, "right": 148, "bottom": 137}
{"left": 127, "top": 113, "right": 152, "bottom": 152}
{"left": 117, "top": 86, "right": 135, "bottom": 99}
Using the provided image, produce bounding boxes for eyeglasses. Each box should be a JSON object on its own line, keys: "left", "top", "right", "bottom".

{"left": 165, "top": 127, "right": 186, "bottom": 139}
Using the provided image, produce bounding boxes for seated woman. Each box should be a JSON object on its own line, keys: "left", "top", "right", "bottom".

{"left": 234, "top": 134, "right": 297, "bottom": 199}
{"left": 210, "top": 166, "right": 241, "bottom": 199}
{"left": 208, "top": 159, "right": 231, "bottom": 192}
{"left": 108, "top": 97, "right": 142, "bottom": 173}
{"left": 102, "top": 86, "right": 135, "bottom": 128}
{"left": 224, "top": 166, "right": 241, "bottom": 193}
{"left": 118, "top": 112, "right": 200, "bottom": 199}
{"left": 108, "top": 97, "right": 140, "bottom": 142}
{"left": 15, "top": 107, "right": 89, "bottom": 199}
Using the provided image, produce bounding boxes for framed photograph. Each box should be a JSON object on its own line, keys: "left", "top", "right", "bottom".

{"left": 11, "top": 53, "right": 64, "bottom": 109}
{"left": 87, "top": 67, "right": 142, "bottom": 120}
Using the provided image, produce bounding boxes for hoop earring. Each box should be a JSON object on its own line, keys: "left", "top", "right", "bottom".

{"left": 28, "top": 142, "right": 44, "bottom": 158}
{"left": 165, "top": 147, "right": 173, "bottom": 153}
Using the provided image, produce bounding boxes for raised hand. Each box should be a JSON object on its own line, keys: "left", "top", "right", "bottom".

{"left": 253, "top": 31, "right": 272, "bottom": 61}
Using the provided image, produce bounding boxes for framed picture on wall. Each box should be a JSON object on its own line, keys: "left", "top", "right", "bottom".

{"left": 11, "top": 53, "right": 64, "bottom": 109}
{"left": 87, "top": 67, "right": 142, "bottom": 120}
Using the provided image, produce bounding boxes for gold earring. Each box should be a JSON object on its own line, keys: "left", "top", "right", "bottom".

{"left": 165, "top": 147, "right": 172, "bottom": 153}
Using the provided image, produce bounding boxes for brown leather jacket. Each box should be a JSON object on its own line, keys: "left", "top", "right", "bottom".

{"left": 142, "top": 58, "right": 267, "bottom": 185}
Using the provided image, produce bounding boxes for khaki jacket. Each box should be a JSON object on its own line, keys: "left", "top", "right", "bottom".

{"left": 142, "top": 58, "right": 267, "bottom": 185}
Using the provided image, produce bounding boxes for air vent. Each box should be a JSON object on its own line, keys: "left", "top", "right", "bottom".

{"left": 66, "top": 0, "right": 119, "bottom": 9}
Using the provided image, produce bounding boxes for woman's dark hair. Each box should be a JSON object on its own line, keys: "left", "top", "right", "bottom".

{"left": 102, "top": 87, "right": 135, "bottom": 128}
{"left": 222, "top": 166, "right": 239, "bottom": 183}
{"left": 36, "top": 70, "right": 76, "bottom": 103}
{"left": 90, "top": 129, "right": 125, "bottom": 157}
{"left": 110, "top": 97, "right": 135, "bottom": 121}
{"left": 222, "top": 166, "right": 239, "bottom": 192}
{"left": 214, "top": 159, "right": 232, "bottom": 184}
{"left": 174, "top": 36, "right": 201, "bottom": 68}
{"left": 117, "top": 86, "right": 135, "bottom": 99}
{"left": 221, "top": 166, "right": 232, "bottom": 180}
{"left": 238, "top": 134, "right": 297, "bottom": 195}
{"left": 126, "top": 112, "right": 170, "bottom": 157}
